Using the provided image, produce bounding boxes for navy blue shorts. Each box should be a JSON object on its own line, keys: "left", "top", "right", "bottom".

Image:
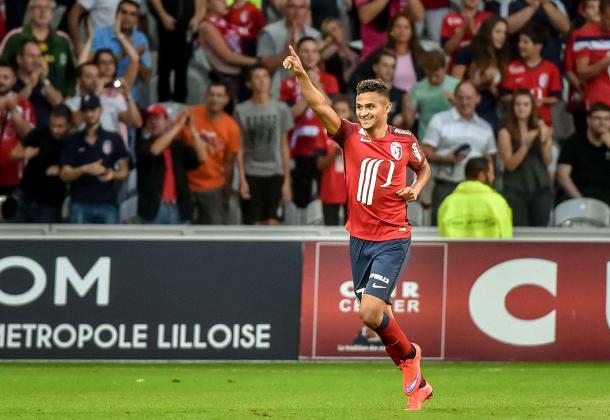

{"left": 349, "top": 236, "right": 411, "bottom": 304}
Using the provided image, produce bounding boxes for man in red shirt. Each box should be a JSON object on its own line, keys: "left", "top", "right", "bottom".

{"left": 0, "top": 64, "right": 35, "bottom": 195}
{"left": 441, "top": 0, "right": 492, "bottom": 64}
{"left": 280, "top": 36, "right": 339, "bottom": 209}
{"left": 284, "top": 46, "right": 433, "bottom": 410}
{"left": 500, "top": 24, "right": 562, "bottom": 126}
{"left": 576, "top": 0, "right": 610, "bottom": 108}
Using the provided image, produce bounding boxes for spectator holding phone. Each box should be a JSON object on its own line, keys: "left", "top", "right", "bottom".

{"left": 423, "top": 80, "right": 497, "bottom": 225}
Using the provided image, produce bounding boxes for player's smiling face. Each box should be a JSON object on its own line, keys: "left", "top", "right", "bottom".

{"left": 355, "top": 92, "right": 390, "bottom": 130}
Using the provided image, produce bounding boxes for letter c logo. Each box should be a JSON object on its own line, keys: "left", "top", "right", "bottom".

{"left": 469, "top": 258, "right": 557, "bottom": 346}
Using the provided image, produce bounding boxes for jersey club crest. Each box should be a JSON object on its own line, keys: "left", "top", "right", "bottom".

{"left": 390, "top": 142, "right": 402, "bottom": 160}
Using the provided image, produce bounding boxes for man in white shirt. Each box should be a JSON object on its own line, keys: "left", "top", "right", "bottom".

{"left": 423, "top": 80, "right": 496, "bottom": 225}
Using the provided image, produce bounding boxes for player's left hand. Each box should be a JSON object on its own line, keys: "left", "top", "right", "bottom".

{"left": 396, "top": 186, "right": 418, "bottom": 203}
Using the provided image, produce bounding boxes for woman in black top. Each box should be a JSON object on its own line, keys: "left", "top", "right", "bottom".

{"left": 498, "top": 89, "right": 554, "bottom": 226}
{"left": 452, "top": 15, "right": 509, "bottom": 132}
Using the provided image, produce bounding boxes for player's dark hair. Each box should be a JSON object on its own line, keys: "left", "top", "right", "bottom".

{"left": 520, "top": 23, "right": 548, "bottom": 46}
{"left": 50, "top": 104, "right": 73, "bottom": 122}
{"left": 588, "top": 102, "right": 610, "bottom": 115}
{"left": 420, "top": 49, "right": 446, "bottom": 72}
{"left": 356, "top": 79, "right": 390, "bottom": 100}
{"left": 600, "top": 0, "right": 610, "bottom": 14}
{"left": 117, "top": 0, "right": 140, "bottom": 13}
{"left": 465, "top": 157, "right": 490, "bottom": 180}
{"left": 245, "top": 63, "right": 270, "bottom": 81}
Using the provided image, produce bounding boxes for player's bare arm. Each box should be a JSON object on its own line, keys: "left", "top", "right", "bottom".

{"left": 283, "top": 46, "right": 341, "bottom": 136}
{"left": 396, "top": 159, "right": 432, "bottom": 202}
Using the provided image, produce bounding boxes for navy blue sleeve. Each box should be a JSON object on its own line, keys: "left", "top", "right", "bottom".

{"left": 112, "top": 134, "right": 129, "bottom": 161}
{"left": 60, "top": 137, "right": 77, "bottom": 166}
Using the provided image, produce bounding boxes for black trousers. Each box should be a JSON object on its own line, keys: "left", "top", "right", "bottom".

{"left": 323, "top": 203, "right": 347, "bottom": 226}
{"left": 157, "top": 24, "right": 191, "bottom": 103}
{"left": 502, "top": 186, "right": 553, "bottom": 227}
{"left": 431, "top": 179, "right": 459, "bottom": 226}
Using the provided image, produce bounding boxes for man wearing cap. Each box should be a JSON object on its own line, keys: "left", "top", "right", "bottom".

{"left": 136, "top": 104, "right": 208, "bottom": 224}
{"left": 60, "top": 93, "right": 129, "bottom": 224}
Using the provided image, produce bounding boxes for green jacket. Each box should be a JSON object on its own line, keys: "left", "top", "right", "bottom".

{"left": 0, "top": 24, "right": 76, "bottom": 96}
{"left": 438, "top": 181, "right": 513, "bottom": 238}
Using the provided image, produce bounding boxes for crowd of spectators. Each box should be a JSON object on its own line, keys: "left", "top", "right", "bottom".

{"left": 0, "top": 0, "right": 609, "bottom": 228}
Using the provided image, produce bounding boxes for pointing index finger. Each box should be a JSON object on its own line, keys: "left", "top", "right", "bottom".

{"left": 289, "top": 45, "right": 297, "bottom": 58}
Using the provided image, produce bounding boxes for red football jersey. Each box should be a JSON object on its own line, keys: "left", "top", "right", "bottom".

{"left": 441, "top": 11, "right": 492, "bottom": 67}
{"left": 0, "top": 97, "right": 36, "bottom": 187}
{"left": 226, "top": 1, "right": 266, "bottom": 41}
{"left": 281, "top": 70, "right": 339, "bottom": 158}
{"left": 574, "top": 22, "right": 610, "bottom": 108}
{"left": 330, "top": 119, "right": 426, "bottom": 241}
{"left": 500, "top": 59, "right": 562, "bottom": 125}
{"left": 318, "top": 138, "right": 347, "bottom": 205}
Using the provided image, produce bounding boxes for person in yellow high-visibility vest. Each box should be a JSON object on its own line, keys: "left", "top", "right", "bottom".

{"left": 438, "top": 157, "right": 513, "bottom": 238}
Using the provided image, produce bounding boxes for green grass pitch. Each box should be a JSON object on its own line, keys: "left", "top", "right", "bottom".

{"left": 1, "top": 362, "right": 609, "bottom": 419}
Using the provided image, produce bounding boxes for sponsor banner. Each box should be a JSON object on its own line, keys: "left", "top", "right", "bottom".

{"left": 300, "top": 242, "right": 446, "bottom": 359}
{"left": 301, "top": 241, "right": 610, "bottom": 361}
{"left": 0, "top": 241, "right": 301, "bottom": 360}
{"left": 445, "top": 242, "right": 610, "bottom": 361}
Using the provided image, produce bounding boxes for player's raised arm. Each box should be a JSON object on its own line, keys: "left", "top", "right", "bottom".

{"left": 283, "top": 46, "right": 341, "bottom": 136}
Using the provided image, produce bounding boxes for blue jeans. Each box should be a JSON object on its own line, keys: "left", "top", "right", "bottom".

{"left": 69, "top": 202, "right": 118, "bottom": 224}
{"left": 142, "top": 202, "right": 182, "bottom": 224}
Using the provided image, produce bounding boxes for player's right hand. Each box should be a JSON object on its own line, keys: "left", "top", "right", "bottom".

{"left": 283, "top": 45, "right": 306, "bottom": 77}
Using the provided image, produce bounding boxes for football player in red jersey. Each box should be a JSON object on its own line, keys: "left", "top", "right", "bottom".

{"left": 284, "top": 46, "right": 433, "bottom": 411}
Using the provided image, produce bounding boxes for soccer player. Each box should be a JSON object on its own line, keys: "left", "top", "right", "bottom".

{"left": 283, "top": 46, "right": 433, "bottom": 411}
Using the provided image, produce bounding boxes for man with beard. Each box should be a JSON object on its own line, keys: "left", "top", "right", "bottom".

{"left": 557, "top": 103, "right": 610, "bottom": 205}
{"left": 60, "top": 94, "right": 129, "bottom": 223}
{"left": 10, "top": 105, "right": 72, "bottom": 223}
{"left": 437, "top": 157, "right": 513, "bottom": 238}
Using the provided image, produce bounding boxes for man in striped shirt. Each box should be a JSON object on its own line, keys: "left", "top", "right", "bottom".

{"left": 576, "top": 0, "right": 610, "bottom": 108}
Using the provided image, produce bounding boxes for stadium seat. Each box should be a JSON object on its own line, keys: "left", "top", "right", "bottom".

{"left": 553, "top": 198, "right": 610, "bottom": 228}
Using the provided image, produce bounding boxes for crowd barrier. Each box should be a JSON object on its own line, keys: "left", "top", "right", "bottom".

{"left": 0, "top": 226, "right": 608, "bottom": 361}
